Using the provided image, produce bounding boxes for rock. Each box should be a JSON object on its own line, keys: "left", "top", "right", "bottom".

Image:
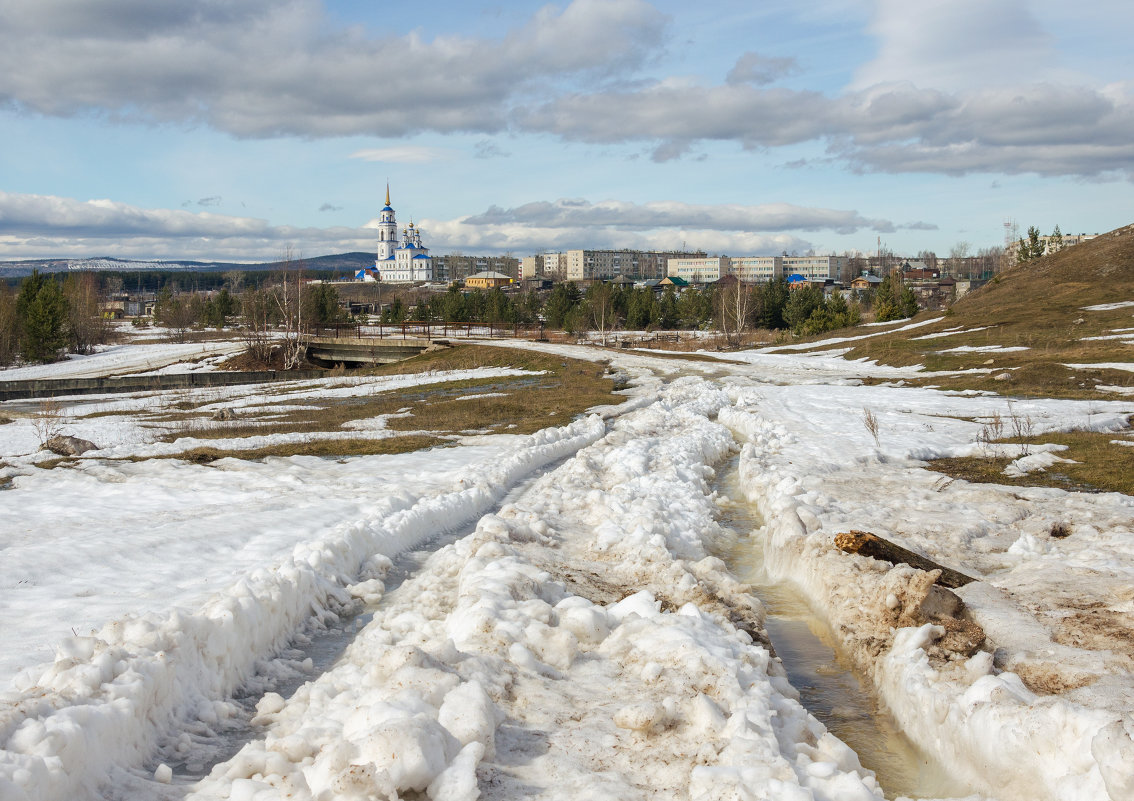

{"left": 45, "top": 435, "right": 98, "bottom": 456}
{"left": 993, "top": 372, "right": 1013, "bottom": 381}
{"left": 212, "top": 407, "right": 238, "bottom": 421}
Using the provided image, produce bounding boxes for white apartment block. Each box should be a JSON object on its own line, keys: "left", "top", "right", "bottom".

{"left": 667, "top": 257, "right": 728, "bottom": 283}
{"left": 520, "top": 255, "right": 542, "bottom": 280}
{"left": 728, "top": 256, "right": 783, "bottom": 283}
{"left": 557, "top": 249, "right": 703, "bottom": 281}
{"left": 665, "top": 254, "right": 847, "bottom": 284}
{"left": 782, "top": 255, "right": 847, "bottom": 282}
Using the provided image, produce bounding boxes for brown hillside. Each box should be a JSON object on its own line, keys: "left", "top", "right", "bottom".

{"left": 842, "top": 222, "right": 1134, "bottom": 398}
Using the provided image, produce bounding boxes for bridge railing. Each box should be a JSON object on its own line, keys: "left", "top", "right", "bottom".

{"left": 309, "top": 321, "right": 547, "bottom": 341}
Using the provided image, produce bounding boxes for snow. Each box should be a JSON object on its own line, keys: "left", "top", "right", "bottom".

{"left": 911, "top": 327, "right": 990, "bottom": 340}
{"left": 1063, "top": 362, "right": 1134, "bottom": 372}
{"left": 940, "top": 345, "right": 1030, "bottom": 353}
{"left": 1081, "top": 301, "right": 1134, "bottom": 311}
{"left": 3, "top": 337, "right": 1134, "bottom": 800}
{"left": 0, "top": 341, "right": 245, "bottom": 380}
{"left": 1003, "top": 448, "right": 1075, "bottom": 477}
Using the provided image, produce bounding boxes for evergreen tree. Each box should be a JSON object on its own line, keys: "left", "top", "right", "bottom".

{"left": 657, "top": 286, "right": 678, "bottom": 329}
{"left": 783, "top": 284, "right": 824, "bottom": 333}
{"left": 301, "top": 284, "right": 340, "bottom": 327}
{"left": 625, "top": 287, "right": 656, "bottom": 330}
{"left": 755, "top": 277, "right": 789, "bottom": 329}
{"left": 16, "top": 271, "right": 69, "bottom": 363}
{"left": 873, "top": 273, "right": 902, "bottom": 322}
{"left": 1016, "top": 225, "right": 1046, "bottom": 264}
{"left": 440, "top": 284, "right": 467, "bottom": 322}
{"left": 545, "top": 282, "right": 581, "bottom": 328}
{"left": 1048, "top": 225, "right": 1064, "bottom": 254}
{"left": 205, "top": 288, "right": 239, "bottom": 328}
{"left": 899, "top": 285, "right": 920, "bottom": 319}
{"left": 679, "top": 287, "right": 712, "bottom": 328}
{"left": 0, "top": 283, "right": 20, "bottom": 365}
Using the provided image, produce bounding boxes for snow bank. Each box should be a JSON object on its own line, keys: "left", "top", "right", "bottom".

{"left": 720, "top": 382, "right": 1134, "bottom": 801}
{"left": 0, "top": 416, "right": 606, "bottom": 801}
{"left": 178, "top": 377, "right": 890, "bottom": 800}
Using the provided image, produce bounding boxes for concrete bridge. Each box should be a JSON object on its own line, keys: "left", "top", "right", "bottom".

{"left": 304, "top": 335, "right": 442, "bottom": 367}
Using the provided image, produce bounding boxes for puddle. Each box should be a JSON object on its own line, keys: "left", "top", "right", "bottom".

{"left": 715, "top": 458, "right": 967, "bottom": 799}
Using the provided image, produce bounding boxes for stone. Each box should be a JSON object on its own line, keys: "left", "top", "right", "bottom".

{"left": 45, "top": 435, "right": 98, "bottom": 456}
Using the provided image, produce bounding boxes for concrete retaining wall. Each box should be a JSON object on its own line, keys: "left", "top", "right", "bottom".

{"left": 0, "top": 370, "right": 328, "bottom": 401}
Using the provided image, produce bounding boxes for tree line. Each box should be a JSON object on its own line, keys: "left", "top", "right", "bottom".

{"left": 1, "top": 268, "right": 916, "bottom": 367}
{"left": 0, "top": 272, "right": 114, "bottom": 365}
{"left": 1015, "top": 225, "right": 1065, "bottom": 264}
{"left": 379, "top": 278, "right": 908, "bottom": 340}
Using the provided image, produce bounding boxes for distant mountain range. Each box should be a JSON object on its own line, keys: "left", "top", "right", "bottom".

{"left": 0, "top": 252, "right": 377, "bottom": 278}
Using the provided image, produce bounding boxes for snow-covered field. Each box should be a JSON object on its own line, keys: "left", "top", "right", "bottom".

{"left": 2, "top": 337, "right": 1133, "bottom": 800}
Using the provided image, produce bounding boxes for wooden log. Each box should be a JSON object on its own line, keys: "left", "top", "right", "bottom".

{"left": 834, "top": 530, "right": 976, "bottom": 589}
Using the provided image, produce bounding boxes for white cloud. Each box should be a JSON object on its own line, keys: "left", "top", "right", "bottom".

{"left": 417, "top": 216, "right": 812, "bottom": 257}
{"left": 0, "top": 0, "right": 667, "bottom": 138}
{"left": 349, "top": 147, "right": 456, "bottom": 164}
{"left": 851, "top": 0, "right": 1059, "bottom": 92}
{"left": 0, "top": 0, "right": 1128, "bottom": 181}
{"left": 520, "top": 79, "right": 1134, "bottom": 179}
{"left": 463, "top": 198, "right": 901, "bottom": 235}
{"left": 727, "top": 52, "right": 800, "bottom": 86}
{"left": 0, "top": 190, "right": 874, "bottom": 260}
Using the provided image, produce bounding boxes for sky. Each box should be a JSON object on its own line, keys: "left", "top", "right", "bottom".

{"left": 0, "top": 0, "right": 1131, "bottom": 262}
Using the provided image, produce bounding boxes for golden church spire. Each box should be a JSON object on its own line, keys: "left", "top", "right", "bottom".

{"left": 385, "top": 182, "right": 391, "bottom": 207}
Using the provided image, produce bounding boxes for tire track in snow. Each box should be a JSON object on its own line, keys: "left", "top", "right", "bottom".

{"left": 0, "top": 416, "right": 607, "bottom": 801}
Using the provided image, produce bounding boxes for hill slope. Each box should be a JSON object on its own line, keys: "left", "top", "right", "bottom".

{"left": 840, "top": 222, "right": 1134, "bottom": 398}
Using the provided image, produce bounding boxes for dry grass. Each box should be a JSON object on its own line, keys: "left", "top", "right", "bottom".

{"left": 819, "top": 223, "right": 1134, "bottom": 399}
{"left": 928, "top": 429, "right": 1134, "bottom": 495}
{"left": 144, "top": 345, "right": 619, "bottom": 460}
{"left": 149, "top": 435, "right": 445, "bottom": 463}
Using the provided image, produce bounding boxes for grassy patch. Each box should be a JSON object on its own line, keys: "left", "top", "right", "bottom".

{"left": 811, "top": 226, "right": 1134, "bottom": 398}
{"left": 927, "top": 429, "right": 1134, "bottom": 495}
{"left": 147, "top": 345, "right": 619, "bottom": 457}
{"left": 148, "top": 435, "right": 446, "bottom": 463}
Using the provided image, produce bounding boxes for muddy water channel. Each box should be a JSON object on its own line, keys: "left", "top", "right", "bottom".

{"left": 714, "top": 459, "right": 963, "bottom": 799}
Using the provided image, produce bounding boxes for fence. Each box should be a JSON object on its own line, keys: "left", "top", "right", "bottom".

{"left": 309, "top": 321, "right": 547, "bottom": 341}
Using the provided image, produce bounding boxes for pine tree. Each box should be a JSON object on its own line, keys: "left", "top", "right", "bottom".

{"left": 755, "top": 276, "right": 789, "bottom": 329}
{"left": 1026, "top": 226, "right": 1044, "bottom": 260}
{"left": 873, "top": 273, "right": 901, "bottom": 322}
{"left": 16, "top": 271, "right": 69, "bottom": 363}
{"left": 784, "top": 284, "right": 824, "bottom": 334}
{"left": 1048, "top": 225, "right": 1064, "bottom": 254}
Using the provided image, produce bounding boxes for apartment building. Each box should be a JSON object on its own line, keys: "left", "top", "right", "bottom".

{"left": 520, "top": 255, "right": 542, "bottom": 280}
{"left": 729, "top": 256, "right": 783, "bottom": 283}
{"left": 666, "top": 254, "right": 847, "bottom": 284}
{"left": 558, "top": 249, "right": 704, "bottom": 281}
{"left": 782, "top": 255, "right": 847, "bottom": 283}
{"left": 667, "top": 256, "right": 729, "bottom": 283}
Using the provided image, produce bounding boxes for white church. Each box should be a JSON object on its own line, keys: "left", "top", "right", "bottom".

{"left": 358, "top": 185, "right": 433, "bottom": 283}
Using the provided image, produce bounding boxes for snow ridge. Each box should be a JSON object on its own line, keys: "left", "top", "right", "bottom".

{"left": 0, "top": 416, "right": 605, "bottom": 801}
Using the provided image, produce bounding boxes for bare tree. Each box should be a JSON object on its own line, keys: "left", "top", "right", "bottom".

{"left": 154, "top": 286, "right": 199, "bottom": 343}
{"left": 64, "top": 272, "right": 112, "bottom": 353}
{"left": 240, "top": 287, "right": 275, "bottom": 364}
{"left": 587, "top": 282, "right": 616, "bottom": 346}
{"left": 271, "top": 246, "right": 307, "bottom": 369}
{"left": 948, "top": 242, "right": 971, "bottom": 279}
{"left": 224, "top": 270, "right": 245, "bottom": 293}
{"left": 715, "top": 280, "right": 754, "bottom": 347}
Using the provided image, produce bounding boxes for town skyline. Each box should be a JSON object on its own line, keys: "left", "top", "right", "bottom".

{"left": 0, "top": 0, "right": 1130, "bottom": 262}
